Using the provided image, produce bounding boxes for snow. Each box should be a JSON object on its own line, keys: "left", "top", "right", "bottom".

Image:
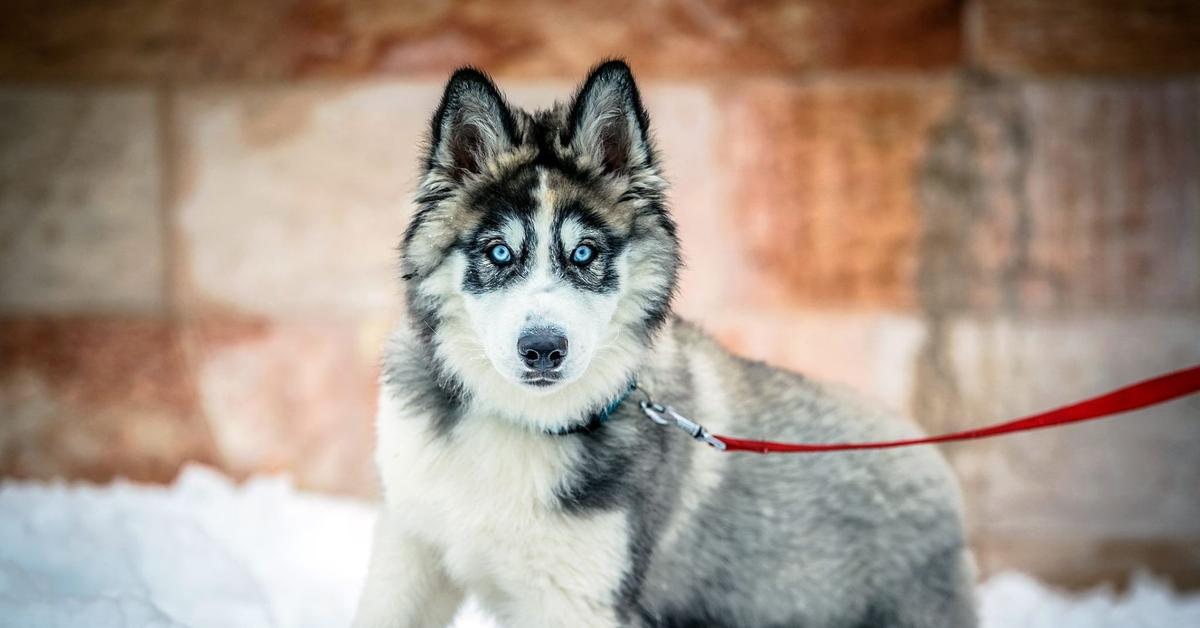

{"left": 1, "top": 465, "right": 1197, "bottom": 628}
{"left": 977, "top": 571, "right": 1200, "bottom": 628}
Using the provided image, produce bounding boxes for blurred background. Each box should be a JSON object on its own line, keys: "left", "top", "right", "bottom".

{"left": 0, "top": 0, "right": 1197, "bottom": 594}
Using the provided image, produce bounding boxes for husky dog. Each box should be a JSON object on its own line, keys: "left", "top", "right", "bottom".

{"left": 353, "top": 61, "right": 977, "bottom": 628}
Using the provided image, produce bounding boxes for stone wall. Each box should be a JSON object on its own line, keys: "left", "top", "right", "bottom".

{"left": 1, "top": 0, "right": 1198, "bottom": 590}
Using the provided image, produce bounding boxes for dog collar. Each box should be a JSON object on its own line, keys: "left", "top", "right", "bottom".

{"left": 546, "top": 380, "right": 637, "bottom": 436}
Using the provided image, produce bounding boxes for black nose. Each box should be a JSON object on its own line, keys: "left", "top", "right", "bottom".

{"left": 518, "top": 331, "right": 568, "bottom": 371}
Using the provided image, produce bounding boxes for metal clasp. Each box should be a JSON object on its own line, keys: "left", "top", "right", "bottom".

{"left": 638, "top": 399, "right": 727, "bottom": 450}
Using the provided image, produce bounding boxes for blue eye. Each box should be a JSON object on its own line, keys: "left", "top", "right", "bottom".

{"left": 571, "top": 244, "right": 595, "bottom": 265}
{"left": 488, "top": 243, "right": 513, "bottom": 264}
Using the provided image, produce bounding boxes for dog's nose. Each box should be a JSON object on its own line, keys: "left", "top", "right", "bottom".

{"left": 518, "top": 331, "right": 568, "bottom": 371}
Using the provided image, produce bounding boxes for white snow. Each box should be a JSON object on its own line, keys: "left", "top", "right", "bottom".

{"left": 1, "top": 464, "right": 1196, "bottom": 628}
{"left": 977, "top": 571, "right": 1200, "bottom": 628}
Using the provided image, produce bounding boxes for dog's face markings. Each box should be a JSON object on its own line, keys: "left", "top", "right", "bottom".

{"left": 455, "top": 168, "right": 626, "bottom": 391}
{"left": 552, "top": 201, "right": 625, "bottom": 294}
{"left": 458, "top": 173, "right": 538, "bottom": 295}
{"left": 402, "top": 61, "right": 679, "bottom": 418}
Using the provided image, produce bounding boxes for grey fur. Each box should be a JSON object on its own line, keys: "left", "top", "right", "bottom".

{"left": 382, "top": 319, "right": 977, "bottom": 627}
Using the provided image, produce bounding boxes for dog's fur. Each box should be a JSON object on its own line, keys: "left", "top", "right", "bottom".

{"left": 353, "top": 61, "right": 977, "bottom": 628}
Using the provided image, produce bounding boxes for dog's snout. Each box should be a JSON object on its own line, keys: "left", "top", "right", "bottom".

{"left": 518, "top": 331, "right": 568, "bottom": 371}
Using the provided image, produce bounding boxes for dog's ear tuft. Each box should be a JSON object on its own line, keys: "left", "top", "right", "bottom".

{"left": 428, "top": 68, "right": 515, "bottom": 179}
{"left": 566, "top": 60, "right": 653, "bottom": 174}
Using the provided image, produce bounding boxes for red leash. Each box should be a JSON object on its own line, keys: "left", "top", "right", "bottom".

{"left": 640, "top": 365, "right": 1200, "bottom": 454}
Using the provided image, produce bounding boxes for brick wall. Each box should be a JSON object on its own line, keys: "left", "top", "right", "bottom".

{"left": 1, "top": 1, "right": 1198, "bottom": 589}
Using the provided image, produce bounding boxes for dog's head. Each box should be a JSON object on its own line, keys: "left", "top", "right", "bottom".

{"left": 400, "top": 60, "right": 679, "bottom": 429}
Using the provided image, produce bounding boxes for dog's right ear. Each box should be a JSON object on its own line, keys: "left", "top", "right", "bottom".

{"left": 427, "top": 68, "right": 516, "bottom": 179}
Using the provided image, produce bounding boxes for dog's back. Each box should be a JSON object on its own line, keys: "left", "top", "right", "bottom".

{"left": 627, "top": 320, "right": 977, "bottom": 627}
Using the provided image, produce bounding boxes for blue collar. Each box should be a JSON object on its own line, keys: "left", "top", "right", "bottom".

{"left": 547, "top": 380, "right": 637, "bottom": 436}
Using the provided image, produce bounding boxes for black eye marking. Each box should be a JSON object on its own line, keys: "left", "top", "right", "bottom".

{"left": 550, "top": 203, "right": 625, "bottom": 295}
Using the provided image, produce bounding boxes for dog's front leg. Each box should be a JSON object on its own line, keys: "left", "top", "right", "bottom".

{"left": 500, "top": 511, "right": 630, "bottom": 628}
{"left": 507, "top": 587, "right": 623, "bottom": 628}
{"left": 352, "top": 509, "right": 463, "bottom": 628}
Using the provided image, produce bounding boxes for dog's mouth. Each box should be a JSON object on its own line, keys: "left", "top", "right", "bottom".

{"left": 521, "top": 372, "right": 563, "bottom": 388}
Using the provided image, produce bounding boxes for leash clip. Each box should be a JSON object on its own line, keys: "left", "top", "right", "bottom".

{"left": 639, "top": 400, "right": 727, "bottom": 451}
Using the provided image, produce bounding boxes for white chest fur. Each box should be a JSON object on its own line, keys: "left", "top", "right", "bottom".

{"left": 373, "top": 388, "right": 629, "bottom": 625}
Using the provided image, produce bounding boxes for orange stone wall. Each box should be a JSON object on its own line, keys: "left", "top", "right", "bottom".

{"left": 2, "top": 1, "right": 1198, "bottom": 590}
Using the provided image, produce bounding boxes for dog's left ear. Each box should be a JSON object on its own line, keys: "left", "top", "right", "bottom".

{"left": 428, "top": 68, "right": 516, "bottom": 179}
{"left": 567, "top": 60, "right": 653, "bottom": 174}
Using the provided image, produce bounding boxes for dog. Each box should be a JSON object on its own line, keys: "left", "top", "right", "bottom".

{"left": 352, "top": 60, "right": 977, "bottom": 628}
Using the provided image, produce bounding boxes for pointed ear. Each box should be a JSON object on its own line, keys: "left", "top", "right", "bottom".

{"left": 567, "top": 60, "right": 653, "bottom": 174}
{"left": 428, "top": 68, "right": 516, "bottom": 178}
